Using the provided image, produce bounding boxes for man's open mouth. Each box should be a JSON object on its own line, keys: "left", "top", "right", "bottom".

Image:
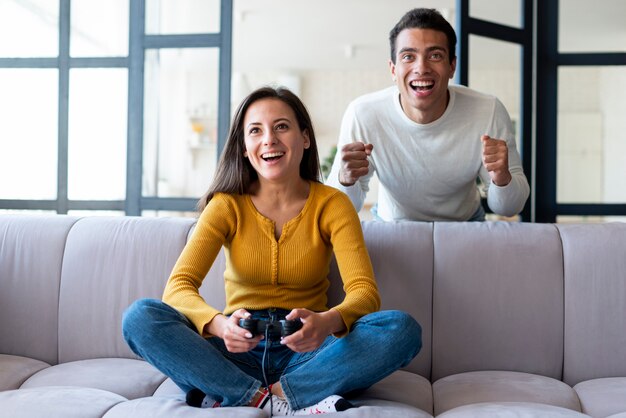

{"left": 410, "top": 80, "right": 435, "bottom": 92}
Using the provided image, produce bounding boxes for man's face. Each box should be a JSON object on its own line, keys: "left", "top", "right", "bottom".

{"left": 389, "top": 28, "right": 456, "bottom": 124}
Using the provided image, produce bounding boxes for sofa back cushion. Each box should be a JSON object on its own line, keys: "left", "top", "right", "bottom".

{"left": 0, "top": 215, "right": 79, "bottom": 365}
{"left": 431, "top": 222, "right": 564, "bottom": 382}
{"left": 560, "top": 223, "right": 626, "bottom": 386}
{"left": 337, "top": 221, "right": 434, "bottom": 378}
{"left": 57, "top": 216, "right": 195, "bottom": 363}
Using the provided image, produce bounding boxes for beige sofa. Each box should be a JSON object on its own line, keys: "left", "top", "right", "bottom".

{"left": 1, "top": 214, "right": 626, "bottom": 417}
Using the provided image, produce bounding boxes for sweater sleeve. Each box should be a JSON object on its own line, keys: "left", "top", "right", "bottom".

{"left": 480, "top": 98, "right": 530, "bottom": 216}
{"left": 320, "top": 191, "right": 381, "bottom": 336}
{"left": 162, "top": 194, "right": 235, "bottom": 336}
{"left": 326, "top": 101, "right": 375, "bottom": 212}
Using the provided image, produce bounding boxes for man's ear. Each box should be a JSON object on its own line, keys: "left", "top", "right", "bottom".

{"left": 449, "top": 57, "right": 457, "bottom": 79}
{"left": 389, "top": 59, "right": 397, "bottom": 82}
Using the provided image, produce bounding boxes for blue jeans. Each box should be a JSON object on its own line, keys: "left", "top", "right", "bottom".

{"left": 122, "top": 299, "right": 422, "bottom": 409}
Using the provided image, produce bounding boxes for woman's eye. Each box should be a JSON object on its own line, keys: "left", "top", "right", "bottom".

{"left": 249, "top": 127, "right": 260, "bottom": 134}
{"left": 276, "top": 123, "right": 289, "bottom": 130}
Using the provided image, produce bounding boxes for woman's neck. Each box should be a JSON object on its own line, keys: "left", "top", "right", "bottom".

{"left": 250, "top": 178, "right": 310, "bottom": 205}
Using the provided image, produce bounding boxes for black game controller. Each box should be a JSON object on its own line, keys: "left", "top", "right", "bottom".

{"left": 239, "top": 317, "right": 303, "bottom": 340}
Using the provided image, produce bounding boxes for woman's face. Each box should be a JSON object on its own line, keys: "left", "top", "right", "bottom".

{"left": 243, "top": 98, "right": 310, "bottom": 183}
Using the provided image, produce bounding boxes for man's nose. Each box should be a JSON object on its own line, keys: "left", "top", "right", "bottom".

{"left": 413, "top": 56, "right": 430, "bottom": 74}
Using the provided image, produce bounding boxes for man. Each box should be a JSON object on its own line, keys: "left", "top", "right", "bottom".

{"left": 326, "top": 8, "right": 529, "bottom": 221}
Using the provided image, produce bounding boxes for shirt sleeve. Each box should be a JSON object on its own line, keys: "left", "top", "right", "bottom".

{"left": 325, "top": 101, "right": 375, "bottom": 212}
{"left": 320, "top": 191, "right": 381, "bottom": 336}
{"left": 162, "top": 194, "right": 235, "bottom": 336}
{"left": 480, "top": 98, "right": 530, "bottom": 217}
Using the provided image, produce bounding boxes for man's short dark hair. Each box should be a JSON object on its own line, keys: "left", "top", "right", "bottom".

{"left": 389, "top": 8, "right": 457, "bottom": 63}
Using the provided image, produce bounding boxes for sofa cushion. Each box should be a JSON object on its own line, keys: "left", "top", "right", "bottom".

{"left": 108, "top": 396, "right": 435, "bottom": 418}
{"left": 558, "top": 223, "right": 626, "bottom": 386}
{"left": 432, "top": 222, "right": 564, "bottom": 381}
{"left": 57, "top": 216, "right": 195, "bottom": 363}
{"left": 104, "top": 396, "right": 270, "bottom": 418}
{"left": 437, "top": 402, "right": 590, "bottom": 417}
{"left": 0, "top": 215, "right": 79, "bottom": 365}
{"left": 330, "top": 399, "right": 434, "bottom": 417}
{"left": 20, "top": 358, "right": 166, "bottom": 400}
{"left": 0, "top": 386, "right": 126, "bottom": 418}
{"left": 0, "top": 354, "right": 49, "bottom": 391}
{"left": 432, "top": 371, "right": 582, "bottom": 415}
{"left": 154, "top": 369, "right": 434, "bottom": 416}
{"left": 574, "top": 378, "right": 626, "bottom": 418}
{"left": 358, "top": 370, "right": 433, "bottom": 415}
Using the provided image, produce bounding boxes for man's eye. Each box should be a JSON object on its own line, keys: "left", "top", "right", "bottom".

{"left": 402, "top": 54, "right": 413, "bottom": 61}
{"left": 430, "top": 52, "right": 443, "bottom": 60}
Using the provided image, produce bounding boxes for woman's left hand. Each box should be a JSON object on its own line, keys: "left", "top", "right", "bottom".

{"left": 280, "top": 308, "right": 345, "bottom": 352}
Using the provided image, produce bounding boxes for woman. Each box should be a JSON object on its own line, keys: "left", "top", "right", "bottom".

{"left": 122, "top": 86, "right": 422, "bottom": 415}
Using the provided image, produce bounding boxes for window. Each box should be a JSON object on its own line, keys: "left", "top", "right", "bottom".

{"left": 0, "top": 0, "right": 232, "bottom": 217}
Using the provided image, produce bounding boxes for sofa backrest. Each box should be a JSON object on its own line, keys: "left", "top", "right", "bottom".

{"left": 558, "top": 223, "right": 626, "bottom": 386}
{"left": 0, "top": 215, "right": 79, "bottom": 365}
{"left": 56, "top": 216, "right": 195, "bottom": 363}
{"left": 430, "top": 222, "right": 564, "bottom": 382}
{"left": 2, "top": 215, "right": 626, "bottom": 386}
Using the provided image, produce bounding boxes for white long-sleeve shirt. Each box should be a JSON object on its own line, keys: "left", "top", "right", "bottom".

{"left": 327, "top": 85, "right": 530, "bottom": 222}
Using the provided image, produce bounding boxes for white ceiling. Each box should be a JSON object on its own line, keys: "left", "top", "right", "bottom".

{"left": 231, "top": 0, "right": 626, "bottom": 72}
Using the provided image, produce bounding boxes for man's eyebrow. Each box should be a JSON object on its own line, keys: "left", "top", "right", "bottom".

{"left": 398, "top": 47, "right": 418, "bottom": 55}
{"left": 398, "top": 46, "right": 447, "bottom": 55}
{"left": 426, "top": 46, "right": 447, "bottom": 53}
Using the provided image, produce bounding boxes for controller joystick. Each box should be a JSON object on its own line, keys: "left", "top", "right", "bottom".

{"left": 239, "top": 317, "right": 303, "bottom": 340}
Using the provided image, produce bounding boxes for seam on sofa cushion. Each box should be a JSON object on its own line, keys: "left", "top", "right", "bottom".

{"left": 553, "top": 223, "right": 566, "bottom": 384}
{"left": 56, "top": 216, "right": 83, "bottom": 366}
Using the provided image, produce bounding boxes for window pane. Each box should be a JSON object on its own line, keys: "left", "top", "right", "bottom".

{"left": 557, "top": 66, "right": 626, "bottom": 203}
{"left": 559, "top": 0, "right": 626, "bottom": 53}
{"left": 0, "top": 69, "right": 58, "bottom": 199}
{"left": 0, "top": 0, "right": 59, "bottom": 57}
{"left": 145, "top": 0, "right": 220, "bottom": 34}
{"left": 68, "top": 69, "right": 128, "bottom": 200}
{"left": 143, "top": 48, "right": 219, "bottom": 198}
{"left": 469, "top": 35, "right": 522, "bottom": 152}
{"left": 70, "top": 0, "right": 129, "bottom": 57}
{"left": 470, "top": 0, "right": 522, "bottom": 29}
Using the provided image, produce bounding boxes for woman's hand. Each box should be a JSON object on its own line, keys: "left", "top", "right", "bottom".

{"left": 207, "top": 309, "right": 263, "bottom": 353}
{"left": 280, "top": 309, "right": 345, "bottom": 352}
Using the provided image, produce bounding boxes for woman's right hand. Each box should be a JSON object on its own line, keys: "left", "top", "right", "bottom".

{"left": 207, "top": 309, "right": 263, "bottom": 353}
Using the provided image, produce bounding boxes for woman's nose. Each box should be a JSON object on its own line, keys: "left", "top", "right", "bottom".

{"left": 262, "top": 130, "right": 278, "bottom": 145}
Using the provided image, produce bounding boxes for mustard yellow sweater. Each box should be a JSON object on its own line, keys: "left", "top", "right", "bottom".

{"left": 162, "top": 182, "right": 380, "bottom": 337}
